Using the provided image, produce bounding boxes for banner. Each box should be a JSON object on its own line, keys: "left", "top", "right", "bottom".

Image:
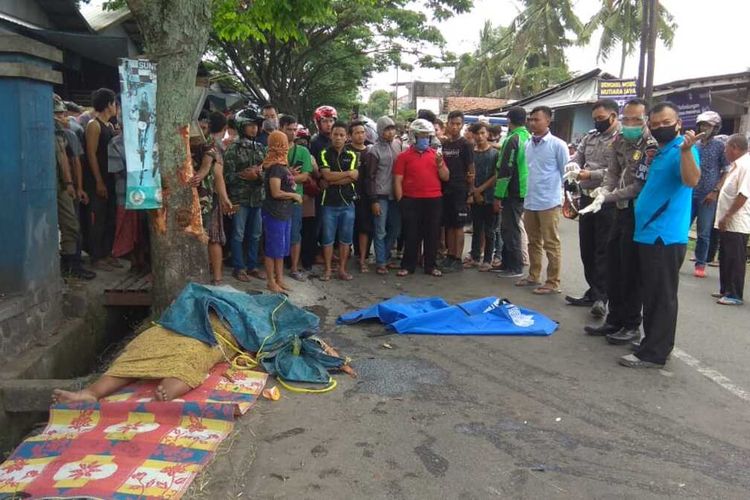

{"left": 664, "top": 90, "right": 712, "bottom": 129}
{"left": 118, "top": 58, "right": 161, "bottom": 209}
{"left": 597, "top": 78, "right": 637, "bottom": 111}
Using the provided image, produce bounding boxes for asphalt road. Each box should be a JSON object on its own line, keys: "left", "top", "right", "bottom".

{"left": 191, "top": 218, "right": 750, "bottom": 500}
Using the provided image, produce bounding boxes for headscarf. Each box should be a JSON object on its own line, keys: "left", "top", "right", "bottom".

{"left": 262, "top": 130, "right": 289, "bottom": 167}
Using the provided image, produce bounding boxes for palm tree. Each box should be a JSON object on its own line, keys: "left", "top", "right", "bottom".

{"left": 453, "top": 21, "right": 508, "bottom": 96}
{"left": 581, "top": 0, "right": 676, "bottom": 78}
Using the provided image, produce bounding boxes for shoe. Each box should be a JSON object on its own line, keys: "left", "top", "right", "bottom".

{"left": 70, "top": 266, "right": 97, "bottom": 280}
{"left": 693, "top": 264, "right": 706, "bottom": 278}
{"left": 707, "top": 261, "right": 720, "bottom": 268}
{"left": 630, "top": 339, "right": 641, "bottom": 351}
{"left": 584, "top": 322, "right": 621, "bottom": 336}
{"left": 590, "top": 300, "right": 606, "bottom": 318}
{"left": 711, "top": 292, "right": 725, "bottom": 298}
{"left": 618, "top": 353, "right": 664, "bottom": 369}
{"left": 497, "top": 269, "right": 524, "bottom": 279}
{"left": 565, "top": 294, "right": 595, "bottom": 307}
{"left": 606, "top": 327, "right": 640, "bottom": 345}
{"left": 717, "top": 296, "right": 744, "bottom": 306}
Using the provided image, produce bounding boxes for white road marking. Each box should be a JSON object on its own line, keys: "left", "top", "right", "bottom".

{"left": 673, "top": 347, "right": 750, "bottom": 403}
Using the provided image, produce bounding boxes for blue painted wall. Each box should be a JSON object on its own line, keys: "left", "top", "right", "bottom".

{"left": 0, "top": 67, "right": 59, "bottom": 293}
{"left": 571, "top": 105, "right": 594, "bottom": 145}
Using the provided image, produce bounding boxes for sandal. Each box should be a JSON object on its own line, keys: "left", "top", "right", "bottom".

{"left": 515, "top": 278, "right": 542, "bottom": 287}
{"left": 376, "top": 266, "right": 388, "bottom": 275}
{"left": 478, "top": 263, "right": 492, "bottom": 272}
{"left": 359, "top": 263, "right": 370, "bottom": 273}
{"left": 210, "top": 279, "right": 223, "bottom": 286}
{"left": 319, "top": 274, "right": 332, "bottom": 282}
{"left": 386, "top": 262, "right": 401, "bottom": 270}
{"left": 233, "top": 269, "right": 251, "bottom": 282}
{"left": 533, "top": 286, "right": 561, "bottom": 295}
{"left": 396, "top": 269, "right": 410, "bottom": 277}
{"left": 247, "top": 269, "right": 267, "bottom": 280}
{"left": 338, "top": 272, "right": 354, "bottom": 281}
{"left": 429, "top": 269, "right": 443, "bottom": 277}
{"left": 289, "top": 271, "right": 306, "bottom": 282}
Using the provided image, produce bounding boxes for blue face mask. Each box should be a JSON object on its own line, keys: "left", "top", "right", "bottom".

{"left": 415, "top": 137, "right": 430, "bottom": 151}
{"left": 621, "top": 125, "right": 643, "bottom": 142}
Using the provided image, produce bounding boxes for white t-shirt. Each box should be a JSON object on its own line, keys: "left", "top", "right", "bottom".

{"left": 715, "top": 152, "right": 750, "bottom": 234}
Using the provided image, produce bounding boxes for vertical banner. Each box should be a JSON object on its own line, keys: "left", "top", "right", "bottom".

{"left": 118, "top": 58, "right": 161, "bottom": 209}
{"left": 597, "top": 78, "right": 638, "bottom": 111}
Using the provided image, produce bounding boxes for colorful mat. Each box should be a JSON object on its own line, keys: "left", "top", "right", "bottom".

{"left": 0, "top": 364, "right": 266, "bottom": 499}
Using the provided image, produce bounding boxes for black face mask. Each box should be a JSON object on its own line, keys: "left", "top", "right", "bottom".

{"left": 594, "top": 116, "right": 613, "bottom": 134}
{"left": 649, "top": 124, "right": 679, "bottom": 144}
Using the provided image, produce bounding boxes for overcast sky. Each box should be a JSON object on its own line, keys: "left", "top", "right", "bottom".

{"left": 362, "top": 0, "right": 750, "bottom": 99}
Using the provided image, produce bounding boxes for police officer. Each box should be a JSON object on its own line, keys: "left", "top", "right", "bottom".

{"left": 563, "top": 99, "right": 620, "bottom": 317}
{"left": 579, "top": 98, "right": 656, "bottom": 344}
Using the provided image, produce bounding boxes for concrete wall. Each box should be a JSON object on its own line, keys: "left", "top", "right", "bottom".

{"left": 0, "top": 0, "right": 53, "bottom": 28}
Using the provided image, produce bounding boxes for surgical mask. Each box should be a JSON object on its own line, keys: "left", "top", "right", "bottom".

{"left": 594, "top": 117, "right": 613, "bottom": 134}
{"left": 649, "top": 124, "right": 679, "bottom": 144}
{"left": 415, "top": 137, "right": 430, "bottom": 151}
{"left": 621, "top": 125, "right": 643, "bottom": 142}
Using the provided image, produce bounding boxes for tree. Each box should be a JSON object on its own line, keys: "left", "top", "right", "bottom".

{"left": 581, "top": 0, "right": 676, "bottom": 78}
{"left": 366, "top": 90, "right": 395, "bottom": 119}
{"left": 210, "top": 0, "right": 472, "bottom": 124}
{"left": 452, "top": 21, "right": 510, "bottom": 96}
{"left": 116, "top": 0, "right": 335, "bottom": 310}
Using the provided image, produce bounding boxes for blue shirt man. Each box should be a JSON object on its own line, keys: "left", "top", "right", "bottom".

{"left": 524, "top": 131, "right": 569, "bottom": 211}
{"left": 635, "top": 135, "right": 700, "bottom": 245}
{"left": 621, "top": 101, "right": 702, "bottom": 370}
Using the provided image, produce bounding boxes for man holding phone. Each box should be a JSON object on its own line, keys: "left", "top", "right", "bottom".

{"left": 280, "top": 114, "right": 314, "bottom": 281}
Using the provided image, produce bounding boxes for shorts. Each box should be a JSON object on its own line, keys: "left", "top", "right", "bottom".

{"left": 261, "top": 211, "right": 291, "bottom": 258}
{"left": 442, "top": 190, "right": 469, "bottom": 228}
{"left": 290, "top": 203, "right": 303, "bottom": 245}
{"left": 355, "top": 198, "right": 373, "bottom": 234}
{"left": 321, "top": 205, "right": 355, "bottom": 246}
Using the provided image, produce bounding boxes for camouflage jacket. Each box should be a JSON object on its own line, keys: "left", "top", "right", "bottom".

{"left": 223, "top": 137, "right": 266, "bottom": 207}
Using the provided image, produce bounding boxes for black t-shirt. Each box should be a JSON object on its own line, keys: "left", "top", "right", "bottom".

{"left": 441, "top": 136, "right": 474, "bottom": 194}
{"left": 320, "top": 146, "right": 358, "bottom": 206}
{"left": 310, "top": 133, "right": 331, "bottom": 165}
{"left": 349, "top": 144, "right": 369, "bottom": 198}
{"left": 262, "top": 164, "right": 296, "bottom": 220}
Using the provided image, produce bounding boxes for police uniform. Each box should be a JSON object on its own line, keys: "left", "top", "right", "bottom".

{"left": 569, "top": 126, "right": 619, "bottom": 305}
{"left": 598, "top": 133, "right": 658, "bottom": 338}
{"left": 55, "top": 125, "right": 81, "bottom": 259}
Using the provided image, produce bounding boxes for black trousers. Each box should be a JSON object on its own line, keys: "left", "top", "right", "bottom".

{"left": 605, "top": 207, "right": 642, "bottom": 329}
{"left": 301, "top": 216, "right": 318, "bottom": 270}
{"left": 470, "top": 203, "right": 496, "bottom": 263}
{"left": 719, "top": 231, "right": 748, "bottom": 299}
{"left": 84, "top": 172, "right": 117, "bottom": 262}
{"left": 500, "top": 196, "right": 524, "bottom": 273}
{"left": 578, "top": 195, "right": 615, "bottom": 301}
{"left": 707, "top": 227, "right": 721, "bottom": 263}
{"left": 400, "top": 197, "right": 442, "bottom": 273}
{"left": 636, "top": 241, "right": 686, "bottom": 365}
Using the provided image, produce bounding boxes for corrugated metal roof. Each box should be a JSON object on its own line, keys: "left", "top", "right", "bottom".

{"left": 79, "top": 2, "right": 131, "bottom": 32}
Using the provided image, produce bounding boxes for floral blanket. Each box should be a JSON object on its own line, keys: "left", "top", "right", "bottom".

{"left": 0, "top": 364, "right": 266, "bottom": 499}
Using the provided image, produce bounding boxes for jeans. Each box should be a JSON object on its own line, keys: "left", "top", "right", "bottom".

{"left": 470, "top": 204, "right": 496, "bottom": 263}
{"left": 373, "top": 198, "right": 401, "bottom": 266}
{"left": 690, "top": 196, "right": 717, "bottom": 266}
{"left": 231, "top": 205, "right": 262, "bottom": 271}
{"left": 321, "top": 205, "right": 355, "bottom": 246}
{"left": 290, "top": 203, "right": 303, "bottom": 245}
{"left": 493, "top": 213, "right": 503, "bottom": 261}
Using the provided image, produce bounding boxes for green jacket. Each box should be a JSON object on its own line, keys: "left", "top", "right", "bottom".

{"left": 223, "top": 137, "right": 266, "bottom": 207}
{"left": 494, "top": 126, "right": 530, "bottom": 199}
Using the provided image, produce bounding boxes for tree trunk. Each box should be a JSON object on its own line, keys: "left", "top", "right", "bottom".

{"left": 126, "top": 0, "right": 213, "bottom": 312}
{"left": 619, "top": 41, "right": 627, "bottom": 79}
{"left": 644, "top": 0, "right": 658, "bottom": 106}
{"left": 637, "top": 0, "right": 649, "bottom": 95}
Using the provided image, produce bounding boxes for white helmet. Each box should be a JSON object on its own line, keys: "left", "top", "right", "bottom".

{"left": 696, "top": 110, "right": 721, "bottom": 127}
{"left": 409, "top": 118, "right": 435, "bottom": 141}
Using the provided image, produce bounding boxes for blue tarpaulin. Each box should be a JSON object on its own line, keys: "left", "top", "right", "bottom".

{"left": 338, "top": 295, "right": 558, "bottom": 336}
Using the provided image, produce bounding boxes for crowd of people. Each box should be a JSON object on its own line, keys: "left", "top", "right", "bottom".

{"left": 53, "top": 88, "right": 750, "bottom": 369}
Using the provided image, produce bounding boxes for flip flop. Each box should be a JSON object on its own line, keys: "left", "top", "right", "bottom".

{"left": 429, "top": 269, "right": 443, "bottom": 277}
{"left": 533, "top": 286, "right": 561, "bottom": 295}
{"left": 515, "top": 278, "right": 541, "bottom": 287}
{"left": 396, "top": 269, "right": 410, "bottom": 277}
{"left": 233, "top": 270, "right": 251, "bottom": 282}
{"left": 319, "top": 274, "right": 332, "bottom": 282}
{"left": 338, "top": 273, "right": 354, "bottom": 281}
{"left": 376, "top": 267, "right": 388, "bottom": 275}
{"left": 360, "top": 263, "right": 370, "bottom": 273}
{"left": 289, "top": 271, "right": 306, "bottom": 282}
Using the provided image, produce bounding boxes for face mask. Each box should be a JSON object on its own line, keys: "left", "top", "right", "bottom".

{"left": 415, "top": 137, "right": 430, "bottom": 151}
{"left": 649, "top": 124, "right": 679, "bottom": 144}
{"left": 621, "top": 125, "right": 643, "bottom": 142}
{"left": 594, "top": 116, "right": 613, "bottom": 134}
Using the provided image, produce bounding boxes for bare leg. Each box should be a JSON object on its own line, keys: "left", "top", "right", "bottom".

{"left": 265, "top": 256, "right": 282, "bottom": 292}
{"left": 358, "top": 233, "right": 369, "bottom": 270}
{"left": 155, "top": 377, "right": 192, "bottom": 401}
{"left": 290, "top": 243, "right": 301, "bottom": 274}
{"left": 209, "top": 243, "right": 223, "bottom": 283}
{"left": 53, "top": 375, "right": 135, "bottom": 404}
{"left": 275, "top": 258, "right": 290, "bottom": 291}
{"left": 322, "top": 244, "right": 334, "bottom": 279}
{"left": 338, "top": 243, "right": 352, "bottom": 279}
